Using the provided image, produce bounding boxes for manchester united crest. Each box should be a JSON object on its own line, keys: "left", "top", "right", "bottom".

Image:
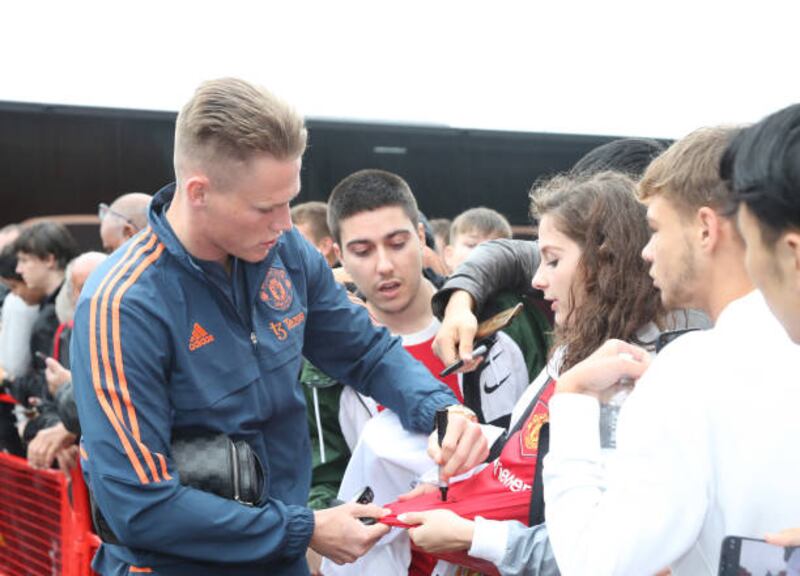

{"left": 261, "top": 268, "right": 293, "bottom": 311}
{"left": 520, "top": 410, "right": 548, "bottom": 458}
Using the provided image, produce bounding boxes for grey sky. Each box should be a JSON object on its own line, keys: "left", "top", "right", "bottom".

{"left": 2, "top": 0, "right": 797, "bottom": 138}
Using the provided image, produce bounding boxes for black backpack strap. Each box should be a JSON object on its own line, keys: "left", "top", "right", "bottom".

{"left": 529, "top": 422, "right": 550, "bottom": 526}
{"left": 655, "top": 328, "right": 699, "bottom": 352}
{"left": 461, "top": 334, "right": 501, "bottom": 425}
{"left": 461, "top": 368, "right": 486, "bottom": 425}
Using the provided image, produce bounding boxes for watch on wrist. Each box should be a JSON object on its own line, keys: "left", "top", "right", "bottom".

{"left": 446, "top": 404, "right": 478, "bottom": 423}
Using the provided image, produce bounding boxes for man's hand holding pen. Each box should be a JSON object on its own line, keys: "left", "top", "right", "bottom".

{"left": 427, "top": 405, "right": 487, "bottom": 496}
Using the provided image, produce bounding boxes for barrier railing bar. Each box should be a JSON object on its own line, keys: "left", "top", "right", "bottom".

{"left": 0, "top": 453, "right": 98, "bottom": 576}
{"left": 0, "top": 518, "right": 57, "bottom": 555}
{"left": 0, "top": 536, "right": 58, "bottom": 574}
{"left": 0, "top": 481, "right": 63, "bottom": 510}
{"left": 0, "top": 554, "right": 58, "bottom": 576}
{"left": 0, "top": 505, "right": 60, "bottom": 537}
{"left": 0, "top": 483, "right": 63, "bottom": 514}
{"left": 0, "top": 552, "right": 54, "bottom": 576}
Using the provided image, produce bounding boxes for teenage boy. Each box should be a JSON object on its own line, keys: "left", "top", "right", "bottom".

{"left": 328, "top": 169, "right": 528, "bottom": 444}
{"left": 2, "top": 222, "right": 78, "bottom": 441}
{"left": 323, "top": 169, "right": 528, "bottom": 575}
{"left": 291, "top": 201, "right": 338, "bottom": 267}
{"left": 444, "top": 206, "right": 512, "bottom": 273}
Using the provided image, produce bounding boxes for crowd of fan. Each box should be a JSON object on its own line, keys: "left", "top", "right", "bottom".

{"left": 1, "top": 87, "right": 800, "bottom": 576}
{"left": 0, "top": 193, "right": 150, "bottom": 469}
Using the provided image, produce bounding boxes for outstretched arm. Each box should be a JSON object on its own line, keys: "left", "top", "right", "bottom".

{"left": 431, "top": 239, "right": 540, "bottom": 368}
{"left": 432, "top": 239, "right": 540, "bottom": 320}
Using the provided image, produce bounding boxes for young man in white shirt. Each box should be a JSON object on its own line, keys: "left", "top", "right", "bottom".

{"left": 723, "top": 102, "right": 800, "bottom": 551}
{"left": 327, "top": 169, "right": 528, "bottom": 449}
{"left": 323, "top": 169, "right": 528, "bottom": 575}
{"left": 542, "top": 126, "right": 800, "bottom": 575}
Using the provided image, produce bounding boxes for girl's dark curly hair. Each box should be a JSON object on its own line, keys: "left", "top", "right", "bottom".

{"left": 530, "top": 171, "right": 663, "bottom": 372}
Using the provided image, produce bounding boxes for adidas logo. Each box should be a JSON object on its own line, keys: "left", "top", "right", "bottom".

{"left": 189, "top": 322, "right": 215, "bottom": 351}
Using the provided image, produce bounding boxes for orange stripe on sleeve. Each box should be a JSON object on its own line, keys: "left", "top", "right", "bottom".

{"left": 89, "top": 232, "right": 154, "bottom": 484}
{"left": 80, "top": 445, "right": 88, "bottom": 461}
{"left": 97, "top": 234, "right": 162, "bottom": 483}
{"left": 107, "top": 242, "right": 166, "bottom": 481}
{"left": 129, "top": 567, "right": 153, "bottom": 574}
{"left": 100, "top": 234, "right": 158, "bottom": 426}
{"left": 156, "top": 452, "right": 172, "bottom": 481}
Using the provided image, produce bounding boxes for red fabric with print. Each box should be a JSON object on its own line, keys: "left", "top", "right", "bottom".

{"left": 403, "top": 336, "right": 462, "bottom": 403}
{"left": 377, "top": 334, "right": 463, "bottom": 413}
{"left": 382, "top": 378, "right": 557, "bottom": 575}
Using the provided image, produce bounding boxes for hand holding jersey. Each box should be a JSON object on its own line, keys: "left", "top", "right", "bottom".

{"left": 309, "top": 502, "right": 391, "bottom": 564}
{"left": 401, "top": 509, "right": 475, "bottom": 554}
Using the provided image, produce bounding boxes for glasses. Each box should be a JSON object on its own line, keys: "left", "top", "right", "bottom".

{"left": 98, "top": 203, "right": 139, "bottom": 231}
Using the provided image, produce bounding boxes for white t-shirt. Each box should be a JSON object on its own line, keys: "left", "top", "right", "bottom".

{"left": 338, "top": 318, "right": 446, "bottom": 452}
{"left": 544, "top": 291, "right": 800, "bottom": 576}
{"left": 326, "top": 318, "right": 529, "bottom": 576}
{"left": 0, "top": 293, "right": 39, "bottom": 379}
{"left": 338, "top": 317, "right": 529, "bottom": 451}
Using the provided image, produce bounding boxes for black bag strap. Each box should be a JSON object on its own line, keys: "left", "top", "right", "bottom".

{"left": 529, "top": 422, "right": 550, "bottom": 526}
{"left": 461, "top": 334, "right": 500, "bottom": 426}
{"left": 461, "top": 368, "right": 486, "bottom": 425}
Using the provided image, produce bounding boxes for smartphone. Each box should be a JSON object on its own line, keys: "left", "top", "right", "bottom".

{"left": 331, "top": 485, "right": 374, "bottom": 507}
{"left": 439, "top": 303, "right": 526, "bottom": 377}
{"left": 350, "top": 485, "right": 374, "bottom": 506}
{"left": 719, "top": 535, "right": 800, "bottom": 575}
{"left": 330, "top": 486, "right": 377, "bottom": 525}
{"left": 475, "top": 302, "right": 524, "bottom": 341}
{"left": 350, "top": 486, "right": 377, "bottom": 526}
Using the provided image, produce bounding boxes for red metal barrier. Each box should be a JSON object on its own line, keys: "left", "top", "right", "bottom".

{"left": 0, "top": 453, "right": 99, "bottom": 576}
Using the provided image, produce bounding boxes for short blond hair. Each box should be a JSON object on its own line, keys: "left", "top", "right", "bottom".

{"left": 291, "top": 201, "right": 331, "bottom": 243}
{"left": 175, "top": 77, "right": 307, "bottom": 182}
{"left": 638, "top": 126, "right": 737, "bottom": 216}
{"left": 449, "top": 207, "right": 512, "bottom": 243}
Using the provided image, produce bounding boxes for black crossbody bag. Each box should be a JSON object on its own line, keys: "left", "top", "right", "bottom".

{"left": 90, "top": 431, "right": 264, "bottom": 545}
